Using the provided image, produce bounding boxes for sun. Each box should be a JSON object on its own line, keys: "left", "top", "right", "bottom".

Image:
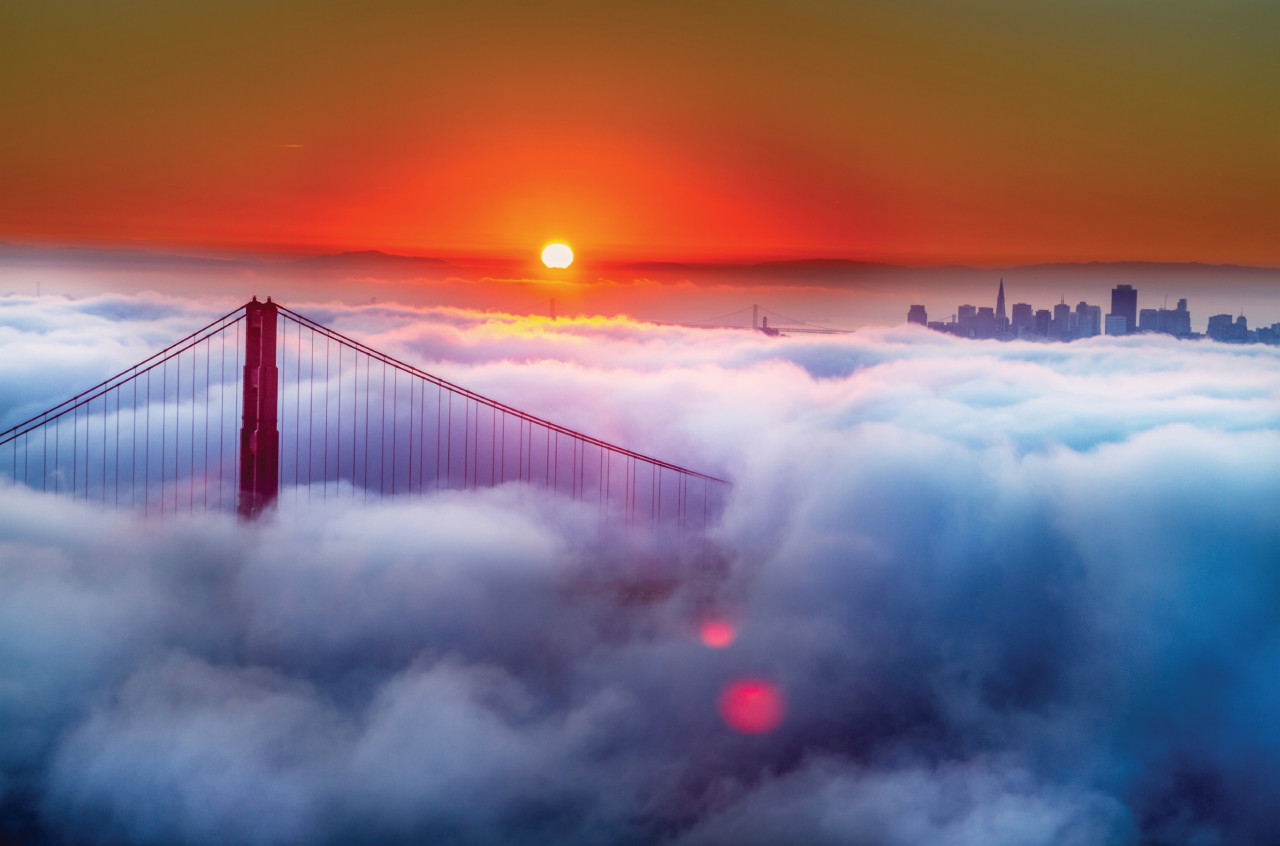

{"left": 541, "top": 243, "right": 574, "bottom": 269}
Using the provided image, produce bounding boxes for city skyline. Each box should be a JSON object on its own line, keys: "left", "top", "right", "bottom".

{"left": 911, "top": 279, "right": 1279, "bottom": 343}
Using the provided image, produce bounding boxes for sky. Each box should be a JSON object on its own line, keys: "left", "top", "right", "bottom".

{"left": 2, "top": 294, "right": 1280, "bottom": 844}
{"left": 1, "top": 0, "right": 1278, "bottom": 264}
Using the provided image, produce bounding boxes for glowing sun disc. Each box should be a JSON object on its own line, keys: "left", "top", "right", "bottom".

{"left": 542, "top": 243, "right": 574, "bottom": 268}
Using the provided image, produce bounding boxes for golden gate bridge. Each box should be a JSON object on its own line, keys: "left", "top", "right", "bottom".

{"left": 0, "top": 298, "right": 730, "bottom": 541}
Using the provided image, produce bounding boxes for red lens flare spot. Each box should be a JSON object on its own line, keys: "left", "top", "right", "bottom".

{"left": 719, "top": 679, "right": 785, "bottom": 734}
{"left": 699, "top": 618, "right": 736, "bottom": 648}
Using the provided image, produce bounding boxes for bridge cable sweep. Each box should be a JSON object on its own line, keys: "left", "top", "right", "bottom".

{"left": 0, "top": 299, "right": 730, "bottom": 538}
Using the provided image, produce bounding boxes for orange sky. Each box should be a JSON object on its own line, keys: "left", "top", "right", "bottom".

{"left": 1, "top": 0, "right": 1277, "bottom": 265}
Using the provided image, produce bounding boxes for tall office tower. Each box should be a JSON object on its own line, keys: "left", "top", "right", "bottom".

{"left": 1076, "top": 302, "right": 1101, "bottom": 338}
{"left": 1111, "top": 284, "right": 1138, "bottom": 334}
{"left": 1011, "top": 303, "right": 1034, "bottom": 338}
{"left": 1207, "top": 313, "right": 1234, "bottom": 341}
{"left": 1053, "top": 299, "right": 1072, "bottom": 340}
{"left": 1034, "top": 309, "right": 1052, "bottom": 337}
{"left": 907, "top": 304, "right": 927, "bottom": 325}
{"left": 975, "top": 306, "right": 996, "bottom": 339}
{"left": 957, "top": 304, "right": 976, "bottom": 337}
{"left": 1177, "top": 298, "right": 1192, "bottom": 334}
{"left": 1161, "top": 298, "right": 1192, "bottom": 336}
{"left": 996, "top": 279, "right": 1006, "bottom": 321}
{"left": 1138, "top": 308, "right": 1159, "bottom": 332}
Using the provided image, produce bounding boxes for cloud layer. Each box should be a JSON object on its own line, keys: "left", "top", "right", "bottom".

{"left": 2, "top": 294, "right": 1280, "bottom": 845}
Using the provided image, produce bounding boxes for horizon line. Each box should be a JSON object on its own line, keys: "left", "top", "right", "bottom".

{"left": 2, "top": 240, "right": 1279, "bottom": 274}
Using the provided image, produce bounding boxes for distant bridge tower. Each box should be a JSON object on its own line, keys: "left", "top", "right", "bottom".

{"left": 238, "top": 297, "right": 280, "bottom": 519}
{"left": 752, "top": 304, "right": 759, "bottom": 331}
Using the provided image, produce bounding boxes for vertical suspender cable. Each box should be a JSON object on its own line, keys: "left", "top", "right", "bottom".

{"left": 160, "top": 357, "right": 167, "bottom": 516}
{"left": 203, "top": 334, "right": 209, "bottom": 510}
{"left": 364, "top": 357, "right": 371, "bottom": 501}
{"left": 188, "top": 346, "right": 195, "bottom": 511}
{"left": 218, "top": 324, "right": 225, "bottom": 510}
{"left": 115, "top": 378, "right": 121, "bottom": 508}
{"left": 98, "top": 394, "right": 103, "bottom": 504}
{"left": 406, "top": 375, "right": 413, "bottom": 495}
{"left": 373, "top": 358, "right": 381, "bottom": 497}
{"left": 310, "top": 325, "right": 317, "bottom": 500}
{"left": 144, "top": 367, "right": 151, "bottom": 516}
{"left": 336, "top": 341, "right": 343, "bottom": 496}
{"left": 418, "top": 378, "right": 426, "bottom": 494}
{"left": 392, "top": 369, "right": 398, "bottom": 495}
{"left": 324, "top": 334, "right": 330, "bottom": 499}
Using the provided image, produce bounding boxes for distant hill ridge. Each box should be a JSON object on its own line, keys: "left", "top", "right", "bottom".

{"left": 1, "top": 242, "right": 1276, "bottom": 276}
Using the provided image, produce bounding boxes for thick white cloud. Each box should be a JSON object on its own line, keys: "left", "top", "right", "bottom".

{"left": 2, "top": 293, "right": 1279, "bottom": 844}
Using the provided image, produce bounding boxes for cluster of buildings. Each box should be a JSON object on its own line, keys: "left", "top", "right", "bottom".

{"left": 909, "top": 281, "right": 1280, "bottom": 344}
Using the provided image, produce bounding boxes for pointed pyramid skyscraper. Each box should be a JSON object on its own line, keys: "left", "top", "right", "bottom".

{"left": 996, "top": 278, "right": 1006, "bottom": 320}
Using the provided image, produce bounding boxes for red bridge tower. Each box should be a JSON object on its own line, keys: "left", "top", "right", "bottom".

{"left": 237, "top": 297, "right": 279, "bottom": 518}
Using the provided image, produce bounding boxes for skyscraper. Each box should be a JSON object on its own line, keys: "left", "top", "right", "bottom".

{"left": 1053, "top": 298, "right": 1072, "bottom": 340}
{"left": 1076, "top": 302, "right": 1101, "bottom": 338}
{"left": 1011, "top": 303, "right": 1034, "bottom": 339}
{"left": 1207, "top": 314, "right": 1233, "bottom": 341}
{"left": 1156, "top": 298, "right": 1192, "bottom": 336}
{"left": 1110, "top": 284, "right": 1137, "bottom": 335}
{"left": 994, "top": 279, "right": 1009, "bottom": 338}
{"left": 907, "top": 305, "right": 927, "bottom": 325}
{"left": 975, "top": 307, "right": 996, "bottom": 339}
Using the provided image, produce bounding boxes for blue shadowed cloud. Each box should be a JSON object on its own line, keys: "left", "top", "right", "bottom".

{"left": 1, "top": 294, "right": 1279, "bottom": 844}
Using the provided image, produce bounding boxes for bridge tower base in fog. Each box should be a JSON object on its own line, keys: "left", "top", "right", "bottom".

{"left": 238, "top": 297, "right": 279, "bottom": 519}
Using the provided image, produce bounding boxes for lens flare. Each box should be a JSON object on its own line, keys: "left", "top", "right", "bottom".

{"left": 541, "top": 243, "right": 573, "bottom": 268}
{"left": 719, "top": 679, "right": 785, "bottom": 734}
{"left": 699, "top": 618, "right": 736, "bottom": 648}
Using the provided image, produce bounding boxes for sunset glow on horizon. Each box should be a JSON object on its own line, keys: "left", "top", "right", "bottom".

{"left": 0, "top": 1, "right": 1276, "bottom": 266}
